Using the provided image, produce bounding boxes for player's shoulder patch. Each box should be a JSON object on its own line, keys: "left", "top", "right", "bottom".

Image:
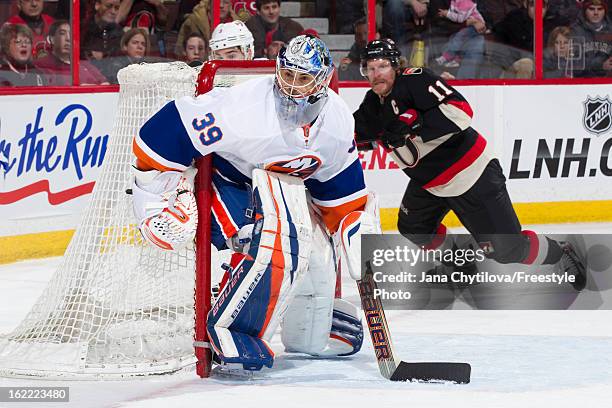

{"left": 402, "top": 67, "right": 423, "bottom": 75}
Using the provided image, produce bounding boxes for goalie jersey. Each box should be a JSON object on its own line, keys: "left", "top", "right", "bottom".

{"left": 134, "top": 76, "right": 367, "bottom": 234}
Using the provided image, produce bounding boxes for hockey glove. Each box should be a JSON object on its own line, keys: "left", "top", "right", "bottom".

{"left": 131, "top": 166, "right": 198, "bottom": 250}
{"left": 381, "top": 108, "right": 422, "bottom": 148}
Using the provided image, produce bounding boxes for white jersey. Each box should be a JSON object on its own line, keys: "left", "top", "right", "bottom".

{"left": 134, "top": 76, "right": 368, "bottom": 232}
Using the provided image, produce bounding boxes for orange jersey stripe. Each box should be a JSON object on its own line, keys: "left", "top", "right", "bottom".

{"left": 316, "top": 195, "right": 368, "bottom": 234}
{"left": 132, "top": 138, "right": 180, "bottom": 172}
{"left": 211, "top": 189, "right": 239, "bottom": 239}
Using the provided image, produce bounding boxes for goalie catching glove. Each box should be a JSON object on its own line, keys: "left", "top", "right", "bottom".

{"left": 131, "top": 166, "right": 198, "bottom": 250}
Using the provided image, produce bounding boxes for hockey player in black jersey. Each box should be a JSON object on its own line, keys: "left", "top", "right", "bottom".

{"left": 353, "top": 39, "right": 587, "bottom": 291}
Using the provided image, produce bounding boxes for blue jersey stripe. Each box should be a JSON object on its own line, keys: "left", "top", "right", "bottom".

{"left": 213, "top": 154, "right": 252, "bottom": 186}
{"left": 305, "top": 158, "right": 366, "bottom": 202}
{"left": 139, "top": 101, "right": 201, "bottom": 168}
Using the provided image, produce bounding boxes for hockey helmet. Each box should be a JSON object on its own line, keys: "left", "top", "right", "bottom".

{"left": 209, "top": 21, "right": 254, "bottom": 60}
{"left": 359, "top": 39, "right": 401, "bottom": 76}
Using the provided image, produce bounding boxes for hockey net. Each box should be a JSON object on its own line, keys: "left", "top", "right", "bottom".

{"left": 0, "top": 60, "right": 277, "bottom": 379}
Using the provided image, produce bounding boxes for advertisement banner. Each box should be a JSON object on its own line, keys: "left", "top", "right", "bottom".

{"left": 0, "top": 93, "right": 118, "bottom": 236}
{"left": 1, "top": 84, "right": 611, "bottom": 241}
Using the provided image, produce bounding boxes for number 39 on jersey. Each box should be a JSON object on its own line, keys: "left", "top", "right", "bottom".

{"left": 192, "top": 113, "right": 223, "bottom": 146}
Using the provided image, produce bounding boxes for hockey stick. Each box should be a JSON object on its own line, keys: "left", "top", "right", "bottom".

{"left": 357, "top": 261, "right": 471, "bottom": 383}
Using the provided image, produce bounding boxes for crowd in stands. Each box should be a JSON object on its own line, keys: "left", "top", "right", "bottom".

{"left": 0, "top": 0, "right": 610, "bottom": 86}
{"left": 381, "top": 0, "right": 612, "bottom": 79}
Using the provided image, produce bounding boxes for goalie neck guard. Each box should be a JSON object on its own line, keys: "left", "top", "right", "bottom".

{"left": 274, "top": 35, "right": 334, "bottom": 128}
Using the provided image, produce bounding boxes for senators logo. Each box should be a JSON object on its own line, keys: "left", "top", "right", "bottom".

{"left": 265, "top": 155, "right": 322, "bottom": 179}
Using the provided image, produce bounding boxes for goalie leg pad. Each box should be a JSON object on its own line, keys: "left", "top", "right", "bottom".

{"left": 281, "top": 215, "right": 336, "bottom": 355}
{"left": 207, "top": 169, "right": 312, "bottom": 370}
{"left": 329, "top": 298, "right": 363, "bottom": 356}
{"left": 281, "top": 209, "right": 362, "bottom": 357}
{"left": 282, "top": 296, "right": 363, "bottom": 357}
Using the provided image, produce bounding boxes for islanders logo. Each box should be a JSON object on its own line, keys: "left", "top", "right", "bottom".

{"left": 265, "top": 155, "right": 322, "bottom": 179}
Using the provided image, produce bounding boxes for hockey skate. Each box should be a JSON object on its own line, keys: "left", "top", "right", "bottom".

{"left": 558, "top": 241, "right": 587, "bottom": 291}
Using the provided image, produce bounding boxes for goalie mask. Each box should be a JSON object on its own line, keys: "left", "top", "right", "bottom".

{"left": 274, "top": 35, "right": 334, "bottom": 128}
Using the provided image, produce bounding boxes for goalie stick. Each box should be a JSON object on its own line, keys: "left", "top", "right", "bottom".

{"left": 357, "top": 261, "right": 471, "bottom": 383}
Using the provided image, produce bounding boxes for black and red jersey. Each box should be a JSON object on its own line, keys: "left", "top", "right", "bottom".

{"left": 353, "top": 68, "right": 494, "bottom": 197}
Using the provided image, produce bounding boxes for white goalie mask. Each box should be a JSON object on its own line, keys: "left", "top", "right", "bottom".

{"left": 209, "top": 20, "right": 254, "bottom": 60}
{"left": 274, "top": 35, "right": 334, "bottom": 128}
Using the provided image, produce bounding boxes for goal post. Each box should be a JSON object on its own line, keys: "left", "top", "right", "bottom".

{"left": 193, "top": 60, "right": 277, "bottom": 378}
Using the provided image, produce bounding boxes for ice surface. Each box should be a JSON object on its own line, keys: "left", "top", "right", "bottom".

{"left": 1, "top": 224, "right": 611, "bottom": 407}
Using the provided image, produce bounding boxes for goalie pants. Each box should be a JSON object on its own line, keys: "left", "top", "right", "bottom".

{"left": 397, "top": 159, "right": 563, "bottom": 265}
{"left": 209, "top": 154, "right": 255, "bottom": 250}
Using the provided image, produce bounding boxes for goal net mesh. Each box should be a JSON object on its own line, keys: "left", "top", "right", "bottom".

{"left": 0, "top": 61, "right": 272, "bottom": 379}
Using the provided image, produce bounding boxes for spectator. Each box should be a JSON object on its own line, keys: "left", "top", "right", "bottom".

{"left": 183, "top": 33, "right": 207, "bottom": 64}
{"left": 245, "top": 0, "right": 304, "bottom": 58}
{"left": 54, "top": 0, "right": 94, "bottom": 22}
{"left": 428, "top": 0, "right": 485, "bottom": 78}
{"left": 383, "top": 0, "right": 429, "bottom": 46}
{"left": 232, "top": 0, "right": 258, "bottom": 21}
{"left": 544, "top": 25, "right": 573, "bottom": 77}
{"left": 35, "top": 20, "right": 109, "bottom": 85}
{"left": 209, "top": 20, "right": 254, "bottom": 60}
{"left": 176, "top": 0, "right": 241, "bottom": 57}
{"left": 546, "top": 0, "right": 580, "bottom": 27}
{"left": 117, "top": 0, "right": 168, "bottom": 33}
{"left": 315, "top": 0, "right": 364, "bottom": 34}
{"left": 434, "top": 0, "right": 486, "bottom": 68}
{"left": 93, "top": 27, "right": 150, "bottom": 83}
{"left": 265, "top": 40, "right": 285, "bottom": 59}
{"left": 82, "top": 0, "right": 124, "bottom": 60}
{"left": 571, "top": 0, "right": 612, "bottom": 77}
{"left": 492, "top": 0, "right": 552, "bottom": 78}
{"left": 6, "top": 0, "right": 55, "bottom": 58}
{"left": 0, "top": 24, "right": 45, "bottom": 86}
{"left": 218, "top": 0, "right": 241, "bottom": 23}
{"left": 339, "top": 17, "right": 370, "bottom": 80}
{"left": 176, "top": 1, "right": 211, "bottom": 57}
{"left": 477, "top": 0, "right": 522, "bottom": 29}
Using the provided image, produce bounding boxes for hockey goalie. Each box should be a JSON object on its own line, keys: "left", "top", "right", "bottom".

{"left": 130, "top": 35, "right": 380, "bottom": 371}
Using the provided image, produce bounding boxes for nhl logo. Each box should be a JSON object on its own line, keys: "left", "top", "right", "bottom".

{"left": 583, "top": 96, "right": 612, "bottom": 135}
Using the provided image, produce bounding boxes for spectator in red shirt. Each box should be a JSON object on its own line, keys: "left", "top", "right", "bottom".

{"left": 35, "top": 20, "right": 109, "bottom": 85}
{"left": 117, "top": 0, "right": 168, "bottom": 33}
{"left": 0, "top": 24, "right": 45, "bottom": 86}
{"left": 5, "top": 0, "right": 54, "bottom": 58}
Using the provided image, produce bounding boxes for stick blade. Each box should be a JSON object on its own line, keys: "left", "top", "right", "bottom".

{"left": 390, "top": 362, "right": 471, "bottom": 384}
